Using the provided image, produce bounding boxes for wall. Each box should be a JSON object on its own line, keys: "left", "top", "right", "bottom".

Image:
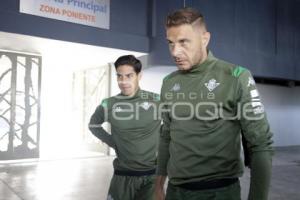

{"left": 258, "top": 84, "right": 300, "bottom": 146}
{"left": 0, "top": 0, "right": 150, "bottom": 52}
{"left": 1, "top": 0, "right": 299, "bottom": 80}
{"left": 149, "top": 0, "right": 300, "bottom": 81}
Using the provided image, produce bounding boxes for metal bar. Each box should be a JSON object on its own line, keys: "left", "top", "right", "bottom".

{"left": 36, "top": 57, "right": 42, "bottom": 155}
{"left": 8, "top": 55, "right": 17, "bottom": 156}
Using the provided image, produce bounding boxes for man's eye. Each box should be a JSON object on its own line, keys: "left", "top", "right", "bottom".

{"left": 180, "top": 40, "right": 188, "bottom": 45}
{"left": 168, "top": 41, "right": 174, "bottom": 47}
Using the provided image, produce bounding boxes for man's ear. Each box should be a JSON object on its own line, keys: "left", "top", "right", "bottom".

{"left": 202, "top": 31, "right": 211, "bottom": 48}
{"left": 138, "top": 72, "right": 143, "bottom": 80}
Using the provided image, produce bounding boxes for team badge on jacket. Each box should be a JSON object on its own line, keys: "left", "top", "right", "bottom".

{"left": 205, "top": 79, "right": 220, "bottom": 92}
{"left": 170, "top": 83, "right": 181, "bottom": 92}
{"left": 140, "top": 102, "right": 152, "bottom": 110}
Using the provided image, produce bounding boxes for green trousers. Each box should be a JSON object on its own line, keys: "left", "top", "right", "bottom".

{"left": 107, "top": 174, "right": 155, "bottom": 200}
{"left": 165, "top": 181, "right": 241, "bottom": 200}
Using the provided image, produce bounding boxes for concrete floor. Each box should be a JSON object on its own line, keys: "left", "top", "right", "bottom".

{"left": 0, "top": 147, "right": 299, "bottom": 200}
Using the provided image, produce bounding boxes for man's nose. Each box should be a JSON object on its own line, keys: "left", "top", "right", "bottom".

{"left": 118, "top": 79, "right": 130, "bottom": 85}
{"left": 171, "top": 44, "right": 183, "bottom": 57}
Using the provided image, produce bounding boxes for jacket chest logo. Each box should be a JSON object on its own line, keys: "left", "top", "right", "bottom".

{"left": 170, "top": 83, "right": 181, "bottom": 92}
{"left": 248, "top": 77, "right": 255, "bottom": 87}
{"left": 140, "top": 102, "right": 152, "bottom": 110}
{"left": 113, "top": 106, "right": 123, "bottom": 112}
{"left": 205, "top": 79, "right": 220, "bottom": 92}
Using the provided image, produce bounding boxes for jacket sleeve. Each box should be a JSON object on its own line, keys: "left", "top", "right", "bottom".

{"left": 88, "top": 100, "right": 115, "bottom": 148}
{"left": 156, "top": 84, "right": 171, "bottom": 176}
{"left": 237, "top": 69, "right": 273, "bottom": 200}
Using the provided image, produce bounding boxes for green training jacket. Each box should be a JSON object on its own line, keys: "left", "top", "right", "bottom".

{"left": 89, "top": 89, "right": 160, "bottom": 171}
{"left": 157, "top": 51, "right": 273, "bottom": 200}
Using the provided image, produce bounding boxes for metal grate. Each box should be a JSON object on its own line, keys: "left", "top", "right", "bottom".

{"left": 0, "top": 51, "right": 41, "bottom": 160}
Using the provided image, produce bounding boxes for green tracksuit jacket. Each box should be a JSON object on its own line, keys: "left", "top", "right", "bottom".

{"left": 157, "top": 51, "right": 273, "bottom": 200}
{"left": 89, "top": 89, "right": 160, "bottom": 171}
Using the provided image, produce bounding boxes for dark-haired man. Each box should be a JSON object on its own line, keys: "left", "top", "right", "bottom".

{"left": 155, "top": 8, "right": 273, "bottom": 200}
{"left": 89, "top": 55, "right": 160, "bottom": 200}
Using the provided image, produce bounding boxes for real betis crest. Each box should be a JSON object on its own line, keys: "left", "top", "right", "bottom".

{"left": 140, "top": 102, "right": 152, "bottom": 110}
{"left": 205, "top": 79, "right": 220, "bottom": 92}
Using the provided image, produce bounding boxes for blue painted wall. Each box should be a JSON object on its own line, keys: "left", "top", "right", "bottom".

{"left": 149, "top": 0, "right": 300, "bottom": 81}
{"left": 0, "top": 0, "right": 299, "bottom": 80}
{"left": 289, "top": 0, "right": 300, "bottom": 81}
{"left": 0, "top": 0, "right": 150, "bottom": 52}
{"left": 148, "top": 0, "right": 182, "bottom": 67}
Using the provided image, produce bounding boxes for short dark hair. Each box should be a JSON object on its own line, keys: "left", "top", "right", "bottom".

{"left": 114, "top": 55, "right": 142, "bottom": 74}
{"left": 166, "top": 7, "right": 206, "bottom": 29}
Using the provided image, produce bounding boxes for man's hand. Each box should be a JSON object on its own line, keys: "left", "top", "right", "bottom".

{"left": 155, "top": 175, "right": 166, "bottom": 200}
